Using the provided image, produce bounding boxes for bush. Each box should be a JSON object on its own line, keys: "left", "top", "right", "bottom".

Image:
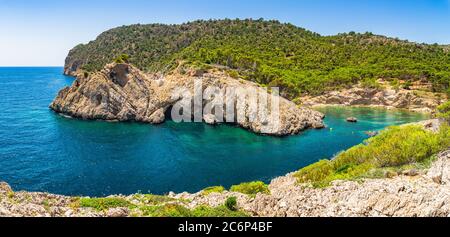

{"left": 294, "top": 125, "right": 450, "bottom": 187}
{"left": 140, "top": 204, "right": 248, "bottom": 217}
{"left": 79, "top": 197, "right": 132, "bottom": 211}
{"left": 437, "top": 101, "right": 450, "bottom": 123}
{"left": 114, "top": 54, "right": 130, "bottom": 64}
{"left": 225, "top": 197, "right": 237, "bottom": 211}
{"left": 230, "top": 181, "right": 269, "bottom": 195}
{"left": 202, "top": 186, "right": 225, "bottom": 195}
{"left": 140, "top": 204, "right": 192, "bottom": 217}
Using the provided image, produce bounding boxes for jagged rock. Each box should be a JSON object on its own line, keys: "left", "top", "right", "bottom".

{"left": 365, "top": 131, "right": 379, "bottom": 137}
{"left": 50, "top": 63, "right": 324, "bottom": 136}
{"left": 107, "top": 208, "right": 129, "bottom": 217}
{"left": 385, "top": 171, "right": 398, "bottom": 179}
{"left": 428, "top": 150, "right": 450, "bottom": 185}
{"left": 0, "top": 182, "right": 12, "bottom": 194}
{"left": 403, "top": 169, "right": 419, "bottom": 177}
{"left": 203, "top": 114, "right": 218, "bottom": 125}
{"left": 347, "top": 117, "right": 358, "bottom": 123}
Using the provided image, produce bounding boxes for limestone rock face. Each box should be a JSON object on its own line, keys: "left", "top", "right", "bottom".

{"left": 50, "top": 63, "right": 324, "bottom": 136}
{"left": 301, "top": 86, "right": 447, "bottom": 113}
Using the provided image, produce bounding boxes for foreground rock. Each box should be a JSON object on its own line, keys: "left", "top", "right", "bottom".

{"left": 51, "top": 63, "right": 324, "bottom": 136}
{"left": 301, "top": 85, "right": 447, "bottom": 113}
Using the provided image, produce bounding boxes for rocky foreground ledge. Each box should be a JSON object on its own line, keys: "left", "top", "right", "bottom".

{"left": 50, "top": 63, "right": 324, "bottom": 136}
{"left": 1, "top": 148, "right": 448, "bottom": 217}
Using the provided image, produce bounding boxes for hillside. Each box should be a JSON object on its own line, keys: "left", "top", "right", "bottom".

{"left": 64, "top": 19, "right": 450, "bottom": 98}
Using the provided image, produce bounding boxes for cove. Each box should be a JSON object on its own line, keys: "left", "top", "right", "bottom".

{"left": 0, "top": 67, "right": 429, "bottom": 197}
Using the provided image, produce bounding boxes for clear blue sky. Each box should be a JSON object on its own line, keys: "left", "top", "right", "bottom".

{"left": 1, "top": 0, "right": 449, "bottom": 66}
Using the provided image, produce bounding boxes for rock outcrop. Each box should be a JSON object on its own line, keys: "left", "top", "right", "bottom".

{"left": 51, "top": 63, "right": 324, "bottom": 136}
{"left": 301, "top": 86, "right": 447, "bottom": 113}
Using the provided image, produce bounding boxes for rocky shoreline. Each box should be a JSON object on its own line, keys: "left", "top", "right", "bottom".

{"left": 177, "top": 150, "right": 450, "bottom": 217}
{"left": 1, "top": 147, "right": 448, "bottom": 217}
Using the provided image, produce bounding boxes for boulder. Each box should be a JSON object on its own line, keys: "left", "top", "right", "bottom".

{"left": 347, "top": 117, "right": 358, "bottom": 123}
{"left": 0, "top": 182, "right": 12, "bottom": 194}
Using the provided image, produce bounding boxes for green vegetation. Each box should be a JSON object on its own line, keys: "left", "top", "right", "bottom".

{"left": 132, "top": 194, "right": 177, "bottom": 204}
{"left": 437, "top": 101, "right": 450, "bottom": 122}
{"left": 67, "top": 19, "right": 450, "bottom": 98}
{"left": 202, "top": 186, "right": 225, "bottom": 195}
{"left": 225, "top": 197, "right": 238, "bottom": 211}
{"left": 230, "top": 181, "right": 270, "bottom": 195}
{"left": 190, "top": 205, "right": 248, "bottom": 217}
{"left": 79, "top": 197, "right": 134, "bottom": 211}
{"left": 114, "top": 54, "right": 130, "bottom": 63}
{"left": 76, "top": 194, "right": 248, "bottom": 217}
{"left": 294, "top": 125, "right": 450, "bottom": 187}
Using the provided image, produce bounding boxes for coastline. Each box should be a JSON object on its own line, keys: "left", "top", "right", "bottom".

{"left": 1, "top": 148, "right": 448, "bottom": 217}
{"left": 1, "top": 119, "right": 448, "bottom": 217}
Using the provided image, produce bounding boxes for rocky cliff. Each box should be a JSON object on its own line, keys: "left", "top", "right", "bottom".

{"left": 301, "top": 85, "right": 447, "bottom": 113}
{"left": 50, "top": 63, "right": 324, "bottom": 136}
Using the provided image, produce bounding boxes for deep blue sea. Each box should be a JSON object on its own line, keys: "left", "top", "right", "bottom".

{"left": 0, "top": 67, "right": 429, "bottom": 197}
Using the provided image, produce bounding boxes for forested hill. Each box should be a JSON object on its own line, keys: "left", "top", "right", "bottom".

{"left": 65, "top": 19, "right": 450, "bottom": 97}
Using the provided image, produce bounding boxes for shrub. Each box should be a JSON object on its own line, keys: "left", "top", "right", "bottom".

{"left": 140, "top": 204, "right": 192, "bottom": 217}
{"left": 225, "top": 197, "right": 237, "bottom": 211}
{"left": 133, "top": 194, "right": 175, "bottom": 205}
{"left": 79, "top": 197, "right": 132, "bottom": 211}
{"left": 114, "top": 54, "right": 130, "bottom": 64}
{"left": 139, "top": 204, "right": 248, "bottom": 217}
{"left": 437, "top": 101, "right": 450, "bottom": 123}
{"left": 361, "top": 78, "right": 382, "bottom": 89}
{"left": 390, "top": 79, "right": 400, "bottom": 90}
{"left": 294, "top": 125, "right": 450, "bottom": 187}
{"left": 227, "top": 70, "right": 240, "bottom": 78}
{"left": 230, "top": 181, "right": 269, "bottom": 195}
{"left": 191, "top": 205, "right": 249, "bottom": 217}
{"left": 202, "top": 186, "right": 225, "bottom": 195}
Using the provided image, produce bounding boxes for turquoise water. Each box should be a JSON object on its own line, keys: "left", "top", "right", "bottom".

{"left": 0, "top": 67, "right": 429, "bottom": 197}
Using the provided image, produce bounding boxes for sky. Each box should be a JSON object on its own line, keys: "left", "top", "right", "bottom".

{"left": 0, "top": 0, "right": 449, "bottom": 66}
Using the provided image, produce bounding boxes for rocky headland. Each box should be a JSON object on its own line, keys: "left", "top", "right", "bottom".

{"left": 51, "top": 63, "right": 324, "bottom": 136}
